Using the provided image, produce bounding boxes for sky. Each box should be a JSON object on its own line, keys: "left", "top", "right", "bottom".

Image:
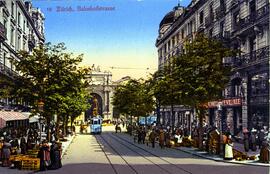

{"left": 32, "top": 0, "right": 192, "bottom": 80}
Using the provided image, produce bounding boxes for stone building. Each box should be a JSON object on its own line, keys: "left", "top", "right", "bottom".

{"left": 156, "top": 0, "right": 269, "bottom": 135}
{"left": 0, "top": 0, "right": 45, "bottom": 105}
{"left": 85, "top": 66, "right": 114, "bottom": 120}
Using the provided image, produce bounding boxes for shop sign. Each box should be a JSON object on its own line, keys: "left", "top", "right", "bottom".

{"left": 206, "top": 98, "right": 241, "bottom": 108}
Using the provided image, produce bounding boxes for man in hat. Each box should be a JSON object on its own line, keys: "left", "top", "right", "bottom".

{"left": 250, "top": 128, "right": 257, "bottom": 151}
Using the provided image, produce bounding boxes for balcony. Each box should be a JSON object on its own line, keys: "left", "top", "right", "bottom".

{"left": 233, "top": 3, "right": 269, "bottom": 33}
{"left": 197, "top": 23, "right": 205, "bottom": 33}
{"left": 250, "top": 95, "right": 269, "bottom": 105}
{"left": 28, "top": 34, "right": 36, "bottom": 48}
{"left": 204, "top": 15, "right": 214, "bottom": 28}
{"left": 0, "top": 1, "right": 6, "bottom": 7}
{"left": 232, "top": 46, "right": 269, "bottom": 68}
{"left": 215, "top": 5, "right": 226, "bottom": 20}
{"left": 0, "top": 62, "right": 18, "bottom": 79}
{"left": 0, "top": 22, "right": 7, "bottom": 42}
{"left": 256, "top": 3, "right": 269, "bottom": 21}
{"left": 213, "top": 31, "right": 231, "bottom": 42}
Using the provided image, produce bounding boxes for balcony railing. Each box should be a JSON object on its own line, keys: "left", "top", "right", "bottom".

{"left": 205, "top": 15, "right": 214, "bottom": 27}
{"left": 28, "top": 34, "right": 36, "bottom": 48}
{"left": 232, "top": 46, "right": 269, "bottom": 67}
{"left": 256, "top": 3, "right": 269, "bottom": 21}
{"left": 0, "top": 1, "right": 6, "bottom": 7}
{"left": 215, "top": 5, "right": 226, "bottom": 19}
{"left": 0, "top": 22, "right": 7, "bottom": 41}
{"left": 213, "top": 31, "right": 231, "bottom": 41}
{"left": 0, "top": 62, "right": 18, "bottom": 79}
{"left": 233, "top": 3, "right": 269, "bottom": 32}
{"left": 250, "top": 95, "right": 269, "bottom": 104}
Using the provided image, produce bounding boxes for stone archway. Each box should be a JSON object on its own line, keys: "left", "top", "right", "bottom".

{"left": 85, "top": 93, "right": 103, "bottom": 120}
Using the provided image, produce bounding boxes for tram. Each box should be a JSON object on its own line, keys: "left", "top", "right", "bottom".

{"left": 90, "top": 116, "right": 102, "bottom": 134}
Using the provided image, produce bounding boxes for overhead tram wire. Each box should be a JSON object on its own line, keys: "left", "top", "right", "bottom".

{"left": 109, "top": 66, "right": 157, "bottom": 71}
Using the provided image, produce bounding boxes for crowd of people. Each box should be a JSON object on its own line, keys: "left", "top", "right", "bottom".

{"left": 0, "top": 126, "right": 63, "bottom": 171}
{"left": 125, "top": 123, "right": 270, "bottom": 163}
{"left": 127, "top": 124, "right": 187, "bottom": 149}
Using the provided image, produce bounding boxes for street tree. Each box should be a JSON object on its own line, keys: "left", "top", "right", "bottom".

{"left": 147, "top": 64, "right": 180, "bottom": 129}
{"left": 13, "top": 43, "right": 91, "bottom": 140}
{"left": 112, "top": 79, "right": 154, "bottom": 125}
{"left": 173, "top": 34, "right": 236, "bottom": 149}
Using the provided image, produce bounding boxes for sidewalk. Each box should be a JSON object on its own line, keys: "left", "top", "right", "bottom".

{"left": 173, "top": 144, "right": 270, "bottom": 167}
{"left": 60, "top": 134, "right": 75, "bottom": 158}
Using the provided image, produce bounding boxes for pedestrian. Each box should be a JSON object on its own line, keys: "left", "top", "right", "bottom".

{"left": 259, "top": 141, "right": 270, "bottom": 163}
{"left": 224, "top": 134, "right": 233, "bottom": 160}
{"left": 2, "top": 139, "right": 11, "bottom": 167}
{"left": 20, "top": 137, "right": 27, "bottom": 155}
{"left": 145, "top": 129, "right": 151, "bottom": 146}
{"left": 38, "top": 140, "right": 51, "bottom": 171}
{"left": 137, "top": 128, "right": 142, "bottom": 144}
{"left": 0, "top": 138, "right": 3, "bottom": 163}
{"left": 258, "top": 129, "right": 265, "bottom": 149}
{"left": 149, "top": 129, "right": 156, "bottom": 148}
{"left": 174, "top": 131, "right": 183, "bottom": 146}
{"left": 159, "top": 129, "right": 165, "bottom": 149}
{"left": 243, "top": 129, "right": 249, "bottom": 152}
{"left": 141, "top": 128, "right": 146, "bottom": 144}
{"left": 49, "top": 141, "right": 62, "bottom": 170}
{"left": 250, "top": 129, "right": 257, "bottom": 151}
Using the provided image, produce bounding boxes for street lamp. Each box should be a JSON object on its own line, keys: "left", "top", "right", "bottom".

{"left": 38, "top": 100, "right": 44, "bottom": 143}
{"left": 217, "top": 101, "right": 223, "bottom": 156}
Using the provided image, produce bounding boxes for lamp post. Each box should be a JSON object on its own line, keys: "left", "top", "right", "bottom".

{"left": 38, "top": 100, "right": 44, "bottom": 143}
{"left": 217, "top": 101, "right": 223, "bottom": 156}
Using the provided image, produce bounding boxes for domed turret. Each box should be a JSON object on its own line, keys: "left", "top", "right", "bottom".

{"left": 159, "top": 5, "right": 185, "bottom": 34}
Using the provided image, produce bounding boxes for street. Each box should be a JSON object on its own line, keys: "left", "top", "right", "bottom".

{"left": 1, "top": 126, "right": 268, "bottom": 174}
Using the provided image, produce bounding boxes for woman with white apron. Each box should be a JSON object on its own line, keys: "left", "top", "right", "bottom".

{"left": 224, "top": 134, "right": 233, "bottom": 160}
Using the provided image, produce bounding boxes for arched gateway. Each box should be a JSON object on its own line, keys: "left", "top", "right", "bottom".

{"left": 84, "top": 67, "right": 114, "bottom": 121}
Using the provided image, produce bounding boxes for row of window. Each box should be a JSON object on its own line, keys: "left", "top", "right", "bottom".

{"left": 158, "top": 0, "right": 268, "bottom": 63}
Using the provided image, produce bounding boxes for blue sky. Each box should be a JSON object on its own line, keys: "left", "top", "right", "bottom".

{"left": 32, "top": 0, "right": 191, "bottom": 80}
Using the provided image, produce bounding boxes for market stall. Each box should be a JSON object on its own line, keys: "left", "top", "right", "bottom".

{"left": 0, "top": 111, "right": 29, "bottom": 128}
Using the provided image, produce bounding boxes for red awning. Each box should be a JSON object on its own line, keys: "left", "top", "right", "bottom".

{"left": 0, "top": 110, "right": 29, "bottom": 121}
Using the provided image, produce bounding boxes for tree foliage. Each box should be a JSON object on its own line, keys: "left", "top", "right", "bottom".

{"left": 11, "top": 43, "right": 91, "bottom": 135}
{"left": 112, "top": 79, "right": 154, "bottom": 121}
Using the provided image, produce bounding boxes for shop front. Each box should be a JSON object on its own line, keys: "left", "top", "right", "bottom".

{"left": 207, "top": 98, "right": 242, "bottom": 136}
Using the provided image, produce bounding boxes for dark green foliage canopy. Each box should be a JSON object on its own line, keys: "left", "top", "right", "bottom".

{"left": 112, "top": 79, "right": 155, "bottom": 118}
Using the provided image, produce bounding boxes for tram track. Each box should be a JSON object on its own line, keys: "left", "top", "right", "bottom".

{"left": 109, "top": 133, "right": 193, "bottom": 174}
{"left": 94, "top": 134, "right": 120, "bottom": 174}
{"left": 94, "top": 134, "right": 139, "bottom": 174}
{"left": 102, "top": 133, "right": 176, "bottom": 174}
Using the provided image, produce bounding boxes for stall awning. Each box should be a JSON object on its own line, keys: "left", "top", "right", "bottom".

{"left": 0, "top": 111, "right": 29, "bottom": 121}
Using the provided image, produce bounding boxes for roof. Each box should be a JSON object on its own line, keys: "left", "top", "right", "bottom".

{"left": 159, "top": 5, "right": 185, "bottom": 29}
{"left": 0, "top": 111, "right": 29, "bottom": 121}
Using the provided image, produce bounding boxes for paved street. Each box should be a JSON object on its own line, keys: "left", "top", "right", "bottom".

{"left": 1, "top": 126, "right": 269, "bottom": 174}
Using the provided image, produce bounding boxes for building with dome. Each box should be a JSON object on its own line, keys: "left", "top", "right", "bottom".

{"left": 156, "top": 0, "right": 269, "bottom": 135}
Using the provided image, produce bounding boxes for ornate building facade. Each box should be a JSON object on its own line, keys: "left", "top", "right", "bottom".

{"left": 0, "top": 0, "right": 45, "bottom": 105}
{"left": 156, "top": 0, "right": 269, "bottom": 135}
{"left": 85, "top": 66, "right": 114, "bottom": 120}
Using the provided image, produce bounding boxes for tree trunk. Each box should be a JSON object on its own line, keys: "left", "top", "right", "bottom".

{"left": 171, "top": 104, "right": 175, "bottom": 133}
{"left": 56, "top": 115, "right": 60, "bottom": 141}
{"left": 63, "top": 116, "right": 66, "bottom": 137}
{"left": 65, "top": 116, "right": 69, "bottom": 135}
{"left": 197, "top": 107, "right": 205, "bottom": 150}
{"left": 156, "top": 100, "right": 161, "bottom": 125}
{"left": 46, "top": 114, "right": 51, "bottom": 143}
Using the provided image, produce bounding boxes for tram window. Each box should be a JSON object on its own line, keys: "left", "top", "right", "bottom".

{"left": 94, "top": 121, "right": 98, "bottom": 124}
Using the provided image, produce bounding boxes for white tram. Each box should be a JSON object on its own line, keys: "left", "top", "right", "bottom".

{"left": 90, "top": 116, "right": 102, "bottom": 134}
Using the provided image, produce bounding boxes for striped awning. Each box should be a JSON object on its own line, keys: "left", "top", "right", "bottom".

{"left": 0, "top": 110, "right": 29, "bottom": 121}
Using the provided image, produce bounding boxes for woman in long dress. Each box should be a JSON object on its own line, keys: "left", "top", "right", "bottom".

{"left": 224, "top": 135, "right": 233, "bottom": 160}
{"left": 2, "top": 140, "right": 11, "bottom": 167}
